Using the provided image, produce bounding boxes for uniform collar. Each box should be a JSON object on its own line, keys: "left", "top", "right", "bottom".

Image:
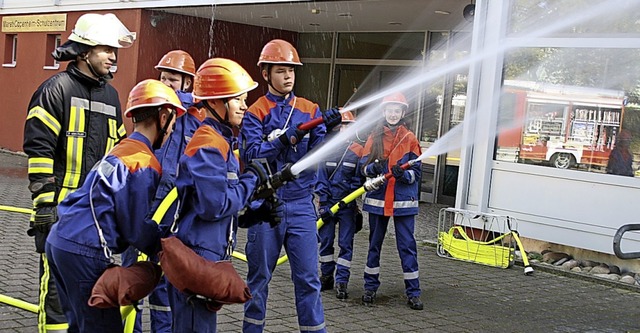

{"left": 67, "top": 61, "right": 111, "bottom": 87}
{"left": 266, "top": 91, "right": 295, "bottom": 104}
{"left": 203, "top": 116, "right": 234, "bottom": 139}
{"left": 128, "top": 131, "right": 153, "bottom": 151}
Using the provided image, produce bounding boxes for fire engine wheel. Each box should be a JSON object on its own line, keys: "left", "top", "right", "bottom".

{"left": 551, "top": 153, "right": 575, "bottom": 169}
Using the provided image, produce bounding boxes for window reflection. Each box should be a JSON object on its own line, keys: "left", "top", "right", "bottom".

{"left": 496, "top": 48, "right": 639, "bottom": 177}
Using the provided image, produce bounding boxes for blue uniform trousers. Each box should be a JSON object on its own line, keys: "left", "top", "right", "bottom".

{"left": 121, "top": 248, "right": 171, "bottom": 333}
{"left": 243, "top": 195, "right": 326, "bottom": 333}
{"left": 318, "top": 206, "right": 357, "bottom": 284}
{"left": 166, "top": 246, "right": 227, "bottom": 333}
{"left": 363, "top": 214, "right": 421, "bottom": 298}
{"left": 45, "top": 241, "right": 120, "bottom": 333}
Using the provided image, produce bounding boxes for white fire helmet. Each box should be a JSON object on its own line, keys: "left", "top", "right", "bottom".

{"left": 68, "top": 13, "right": 135, "bottom": 49}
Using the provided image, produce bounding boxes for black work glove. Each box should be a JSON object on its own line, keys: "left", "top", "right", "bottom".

{"left": 365, "top": 160, "right": 386, "bottom": 176}
{"left": 318, "top": 203, "right": 334, "bottom": 223}
{"left": 266, "top": 197, "right": 284, "bottom": 228}
{"left": 278, "top": 123, "right": 308, "bottom": 146}
{"left": 323, "top": 107, "right": 342, "bottom": 131}
{"left": 244, "top": 161, "right": 269, "bottom": 188}
{"left": 33, "top": 205, "right": 58, "bottom": 232}
{"left": 28, "top": 204, "right": 58, "bottom": 253}
{"left": 238, "top": 197, "right": 283, "bottom": 229}
{"left": 391, "top": 164, "right": 405, "bottom": 179}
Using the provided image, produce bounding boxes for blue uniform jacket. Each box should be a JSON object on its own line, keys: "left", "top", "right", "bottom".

{"left": 360, "top": 125, "right": 422, "bottom": 217}
{"left": 47, "top": 132, "right": 165, "bottom": 258}
{"left": 316, "top": 135, "right": 364, "bottom": 207}
{"left": 240, "top": 92, "right": 325, "bottom": 200}
{"left": 175, "top": 117, "right": 258, "bottom": 260}
{"left": 152, "top": 106, "right": 205, "bottom": 224}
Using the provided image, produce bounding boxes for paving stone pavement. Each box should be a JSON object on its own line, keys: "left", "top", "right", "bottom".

{"left": 0, "top": 150, "right": 639, "bottom": 332}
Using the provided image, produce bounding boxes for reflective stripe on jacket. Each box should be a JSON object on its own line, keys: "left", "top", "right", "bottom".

{"left": 360, "top": 125, "right": 422, "bottom": 217}
{"left": 48, "top": 132, "right": 164, "bottom": 257}
{"left": 175, "top": 117, "right": 258, "bottom": 261}
{"left": 316, "top": 137, "right": 364, "bottom": 206}
{"left": 23, "top": 61, "right": 125, "bottom": 206}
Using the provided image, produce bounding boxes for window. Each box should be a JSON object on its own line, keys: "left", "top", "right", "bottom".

{"left": 44, "top": 34, "right": 61, "bottom": 69}
{"left": 496, "top": 49, "right": 637, "bottom": 175}
{"left": 3, "top": 34, "right": 17, "bottom": 67}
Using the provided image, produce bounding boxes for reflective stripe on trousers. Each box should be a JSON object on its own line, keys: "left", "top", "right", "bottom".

{"left": 363, "top": 214, "right": 421, "bottom": 297}
{"left": 243, "top": 195, "right": 326, "bottom": 333}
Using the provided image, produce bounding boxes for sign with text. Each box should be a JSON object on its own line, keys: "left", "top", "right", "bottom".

{"left": 2, "top": 14, "right": 67, "bottom": 32}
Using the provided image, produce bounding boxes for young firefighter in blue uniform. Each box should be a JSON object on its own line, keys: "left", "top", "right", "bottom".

{"left": 359, "top": 92, "right": 424, "bottom": 310}
{"left": 44, "top": 79, "right": 185, "bottom": 333}
{"left": 167, "top": 58, "right": 269, "bottom": 333}
{"left": 124, "top": 49, "right": 204, "bottom": 333}
{"left": 22, "top": 13, "right": 134, "bottom": 333}
{"left": 316, "top": 111, "right": 364, "bottom": 300}
{"left": 240, "top": 39, "right": 341, "bottom": 333}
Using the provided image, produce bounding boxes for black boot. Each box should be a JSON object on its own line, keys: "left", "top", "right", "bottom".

{"left": 335, "top": 283, "right": 348, "bottom": 300}
{"left": 362, "top": 290, "right": 376, "bottom": 306}
{"left": 407, "top": 296, "right": 423, "bottom": 310}
{"left": 319, "top": 275, "right": 334, "bottom": 291}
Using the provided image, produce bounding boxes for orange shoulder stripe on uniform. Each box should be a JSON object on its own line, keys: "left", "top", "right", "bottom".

{"left": 184, "top": 125, "right": 230, "bottom": 161}
{"left": 188, "top": 106, "right": 206, "bottom": 122}
{"left": 248, "top": 97, "right": 274, "bottom": 122}
{"left": 110, "top": 139, "right": 161, "bottom": 174}
{"left": 349, "top": 142, "right": 364, "bottom": 157}
{"left": 294, "top": 97, "right": 319, "bottom": 117}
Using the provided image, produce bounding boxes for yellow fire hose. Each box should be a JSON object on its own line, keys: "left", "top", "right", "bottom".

{"left": 235, "top": 186, "right": 368, "bottom": 265}
{"left": 0, "top": 205, "right": 32, "bottom": 214}
{"left": 0, "top": 294, "right": 38, "bottom": 313}
{"left": 439, "top": 225, "right": 533, "bottom": 275}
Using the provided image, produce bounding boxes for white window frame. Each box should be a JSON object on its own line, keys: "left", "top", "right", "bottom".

{"left": 3, "top": 34, "right": 17, "bottom": 68}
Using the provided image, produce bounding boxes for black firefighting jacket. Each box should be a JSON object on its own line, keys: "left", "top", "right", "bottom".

{"left": 23, "top": 61, "right": 126, "bottom": 206}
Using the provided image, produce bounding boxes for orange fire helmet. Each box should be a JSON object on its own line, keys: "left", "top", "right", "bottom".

{"left": 381, "top": 92, "right": 409, "bottom": 109}
{"left": 193, "top": 58, "right": 258, "bottom": 100}
{"left": 341, "top": 110, "right": 355, "bottom": 123}
{"left": 125, "top": 79, "right": 186, "bottom": 118}
{"left": 257, "top": 39, "right": 303, "bottom": 67}
{"left": 155, "top": 50, "right": 196, "bottom": 77}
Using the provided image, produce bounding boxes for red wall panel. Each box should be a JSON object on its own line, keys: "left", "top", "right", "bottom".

{"left": 0, "top": 8, "right": 296, "bottom": 152}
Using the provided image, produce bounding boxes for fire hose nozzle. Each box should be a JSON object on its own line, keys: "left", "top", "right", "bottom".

{"left": 269, "top": 163, "right": 295, "bottom": 190}
{"left": 363, "top": 175, "right": 386, "bottom": 192}
{"left": 253, "top": 163, "right": 297, "bottom": 200}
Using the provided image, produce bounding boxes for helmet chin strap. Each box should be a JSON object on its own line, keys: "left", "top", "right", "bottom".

{"left": 85, "top": 56, "right": 102, "bottom": 79}
{"left": 153, "top": 109, "right": 175, "bottom": 150}
{"left": 204, "top": 100, "right": 232, "bottom": 127}
{"left": 264, "top": 65, "right": 288, "bottom": 96}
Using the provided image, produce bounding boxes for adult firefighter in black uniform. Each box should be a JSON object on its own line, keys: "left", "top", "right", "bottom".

{"left": 22, "top": 13, "right": 135, "bottom": 333}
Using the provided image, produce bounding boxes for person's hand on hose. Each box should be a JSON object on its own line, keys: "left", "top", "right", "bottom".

{"left": 322, "top": 108, "right": 342, "bottom": 131}
{"left": 391, "top": 164, "right": 405, "bottom": 179}
{"left": 266, "top": 197, "right": 284, "bottom": 228}
{"left": 279, "top": 123, "right": 308, "bottom": 146}
{"left": 244, "top": 161, "right": 269, "bottom": 188}
{"left": 318, "top": 203, "right": 334, "bottom": 223}
{"left": 365, "top": 159, "right": 386, "bottom": 176}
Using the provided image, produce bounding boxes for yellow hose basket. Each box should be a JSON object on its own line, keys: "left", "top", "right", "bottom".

{"left": 437, "top": 226, "right": 515, "bottom": 269}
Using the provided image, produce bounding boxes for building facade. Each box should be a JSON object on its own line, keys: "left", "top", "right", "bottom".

{"left": 1, "top": 0, "right": 639, "bottom": 269}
